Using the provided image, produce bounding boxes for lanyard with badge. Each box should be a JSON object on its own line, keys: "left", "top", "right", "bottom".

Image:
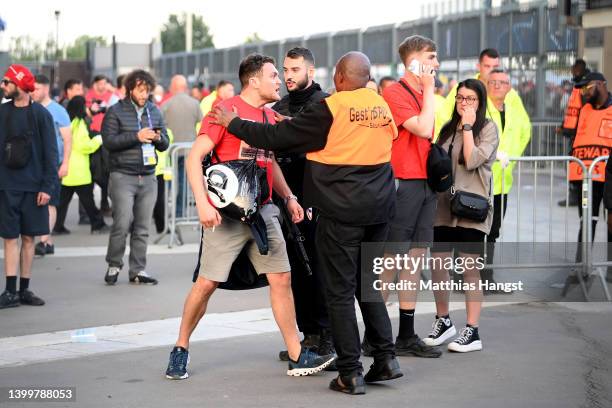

{"left": 139, "top": 107, "right": 157, "bottom": 166}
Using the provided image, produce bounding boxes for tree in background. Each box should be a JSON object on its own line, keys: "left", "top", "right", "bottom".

{"left": 9, "top": 36, "right": 45, "bottom": 61}
{"left": 66, "top": 35, "right": 107, "bottom": 59}
{"left": 160, "top": 14, "right": 214, "bottom": 53}
{"left": 245, "top": 33, "right": 264, "bottom": 44}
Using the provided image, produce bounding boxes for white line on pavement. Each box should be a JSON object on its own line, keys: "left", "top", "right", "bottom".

{"left": 0, "top": 302, "right": 519, "bottom": 369}
{"left": 0, "top": 244, "right": 200, "bottom": 259}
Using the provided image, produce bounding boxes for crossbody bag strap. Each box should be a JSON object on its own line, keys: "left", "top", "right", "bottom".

{"left": 399, "top": 79, "right": 438, "bottom": 151}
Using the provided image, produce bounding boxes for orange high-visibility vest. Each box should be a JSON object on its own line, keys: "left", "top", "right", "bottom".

{"left": 306, "top": 88, "right": 397, "bottom": 166}
{"left": 569, "top": 103, "right": 612, "bottom": 181}
{"left": 563, "top": 87, "right": 583, "bottom": 132}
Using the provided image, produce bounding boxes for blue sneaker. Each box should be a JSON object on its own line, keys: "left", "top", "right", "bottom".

{"left": 165, "top": 346, "right": 190, "bottom": 380}
{"left": 287, "top": 347, "right": 336, "bottom": 377}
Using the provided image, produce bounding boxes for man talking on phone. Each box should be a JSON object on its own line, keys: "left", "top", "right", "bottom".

{"left": 370, "top": 35, "right": 443, "bottom": 358}
{"left": 101, "top": 70, "right": 169, "bottom": 285}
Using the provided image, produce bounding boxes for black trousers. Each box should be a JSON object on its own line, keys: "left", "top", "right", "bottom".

{"left": 287, "top": 215, "right": 330, "bottom": 335}
{"left": 483, "top": 194, "right": 508, "bottom": 279}
{"left": 316, "top": 216, "right": 395, "bottom": 377}
{"left": 575, "top": 181, "right": 604, "bottom": 262}
{"left": 153, "top": 175, "right": 165, "bottom": 234}
{"left": 56, "top": 184, "right": 105, "bottom": 231}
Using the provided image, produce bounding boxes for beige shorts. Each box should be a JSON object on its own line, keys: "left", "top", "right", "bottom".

{"left": 199, "top": 204, "right": 290, "bottom": 282}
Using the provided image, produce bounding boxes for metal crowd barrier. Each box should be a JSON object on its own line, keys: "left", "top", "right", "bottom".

{"left": 155, "top": 142, "right": 198, "bottom": 247}
{"left": 492, "top": 154, "right": 611, "bottom": 301}
{"left": 585, "top": 155, "right": 612, "bottom": 301}
{"left": 156, "top": 138, "right": 610, "bottom": 300}
{"left": 526, "top": 122, "right": 571, "bottom": 158}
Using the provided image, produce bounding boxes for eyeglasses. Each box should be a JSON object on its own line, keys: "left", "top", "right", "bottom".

{"left": 487, "top": 80, "right": 510, "bottom": 87}
{"left": 455, "top": 95, "right": 478, "bottom": 105}
{"left": 1, "top": 79, "right": 14, "bottom": 86}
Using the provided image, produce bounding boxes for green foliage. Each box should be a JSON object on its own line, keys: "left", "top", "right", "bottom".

{"left": 245, "top": 32, "right": 263, "bottom": 44}
{"left": 66, "top": 35, "right": 107, "bottom": 59}
{"left": 160, "top": 14, "right": 214, "bottom": 53}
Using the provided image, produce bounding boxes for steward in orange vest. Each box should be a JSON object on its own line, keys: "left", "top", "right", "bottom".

{"left": 568, "top": 72, "right": 612, "bottom": 269}
{"left": 569, "top": 73, "right": 612, "bottom": 182}
{"left": 561, "top": 60, "right": 589, "bottom": 137}
{"left": 210, "top": 52, "right": 403, "bottom": 395}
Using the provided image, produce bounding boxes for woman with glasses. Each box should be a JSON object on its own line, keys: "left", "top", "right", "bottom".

{"left": 423, "top": 78, "right": 499, "bottom": 352}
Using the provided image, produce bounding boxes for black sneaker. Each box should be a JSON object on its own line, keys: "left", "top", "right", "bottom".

{"left": 287, "top": 347, "right": 335, "bottom": 376}
{"left": 0, "top": 290, "right": 20, "bottom": 309}
{"left": 35, "top": 242, "right": 46, "bottom": 256}
{"left": 361, "top": 336, "right": 374, "bottom": 357}
{"left": 52, "top": 227, "right": 71, "bottom": 235}
{"left": 395, "top": 334, "right": 442, "bottom": 358}
{"left": 364, "top": 357, "right": 403, "bottom": 383}
{"left": 19, "top": 289, "right": 45, "bottom": 306}
{"left": 105, "top": 266, "right": 120, "bottom": 285}
{"left": 448, "top": 326, "right": 482, "bottom": 352}
{"left": 129, "top": 271, "right": 158, "bottom": 285}
{"left": 279, "top": 333, "right": 319, "bottom": 361}
{"left": 329, "top": 374, "right": 366, "bottom": 395}
{"left": 423, "top": 316, "right": 457, "bottom": 346}
{"left": 165, "top": 346, "right": 190, "bottom": 380}
{"left": 318, "top": 329, "right": 337, "bottom": 371}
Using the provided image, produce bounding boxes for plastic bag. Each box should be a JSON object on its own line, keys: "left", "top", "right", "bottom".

{"left": 205, "top": 158, "right": 269, "bottom": 223}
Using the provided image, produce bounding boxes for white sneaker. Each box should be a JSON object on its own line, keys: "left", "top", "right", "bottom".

{"left": 423, "top": 316, "right": 457, "bottom": 346}
{"left": 448, "top": 326, "right": 482, "bottom": 353}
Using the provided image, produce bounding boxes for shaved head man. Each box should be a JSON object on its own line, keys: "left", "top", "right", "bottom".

{"left": 211, "top": 50, "right": 403, "bottom": 395}
{"left": 334, "top": 51, "right": 371, "bottom": 91}
{"left": 169, "top": 75, "right": 188, "bottom": 95}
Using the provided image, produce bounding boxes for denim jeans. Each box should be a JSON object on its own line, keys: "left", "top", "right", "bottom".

{"left": 105, "top": 172, "right": 157, "bottom": 275}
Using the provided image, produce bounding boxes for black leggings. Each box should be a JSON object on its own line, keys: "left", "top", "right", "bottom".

{"left": 56, "top": 184, "right": 105, "bottom": 231}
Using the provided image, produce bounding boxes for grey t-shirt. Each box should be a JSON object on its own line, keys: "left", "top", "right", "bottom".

{"left": 161, "top": 93, "right": 203, "bottom": 143}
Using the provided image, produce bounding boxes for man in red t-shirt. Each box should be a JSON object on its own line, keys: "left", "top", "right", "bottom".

{"left": 165, "top": 54, "right": 335, "bottom": 380}
{"left": 375, "top": 35, "right": 442, "bottom": 358}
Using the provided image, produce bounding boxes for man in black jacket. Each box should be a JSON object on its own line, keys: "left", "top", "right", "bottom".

{"left": 102, "top": 70, "right": 169, "bottom": 285}
{"left": 0, "top": 65, "right": 58, "bottom": 308}
{"left": 272, "top": 47, "right": 335, "bottom": 365}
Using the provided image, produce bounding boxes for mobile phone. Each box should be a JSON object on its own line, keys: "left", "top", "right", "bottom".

{"left": 408, "top": 59, "right": 421, "bottom": 77}
{"left": 152, "top": 126, "right": 163, "bottom": 132}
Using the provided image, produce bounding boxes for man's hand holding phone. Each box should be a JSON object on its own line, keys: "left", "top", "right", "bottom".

{"left": 137, "top": 128, "right": 157, "bottom": 143}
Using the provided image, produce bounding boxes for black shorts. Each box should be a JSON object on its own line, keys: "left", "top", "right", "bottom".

{"left": 386, "top": 179, "right": 437, "bottom": 253}
{"left": 0, "top": 190, "right": 50, "bottom": 239}
{"left": 432, "top": 226, "right": 486, "bottom": 257}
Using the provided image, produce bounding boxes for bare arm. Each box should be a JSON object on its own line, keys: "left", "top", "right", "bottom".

{"left": 401, "top": 73, "right": 436, "bottom": 138}
{"left": 186, "top": 135, "right": 222, "bottom": 228}
{"left": 58, "top": 126, "right": 72, "bottom": 178}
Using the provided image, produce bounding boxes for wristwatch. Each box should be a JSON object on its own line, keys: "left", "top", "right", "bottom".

{"left": 284, "top": 194, "right": 298, "bottom": 205}
{"left": 462, "top": 124, "right": 473, "bottom": 131}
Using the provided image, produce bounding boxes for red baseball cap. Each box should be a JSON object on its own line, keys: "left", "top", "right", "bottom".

{"left": 4, "top": 64, "right": 35, "bottom": 93}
